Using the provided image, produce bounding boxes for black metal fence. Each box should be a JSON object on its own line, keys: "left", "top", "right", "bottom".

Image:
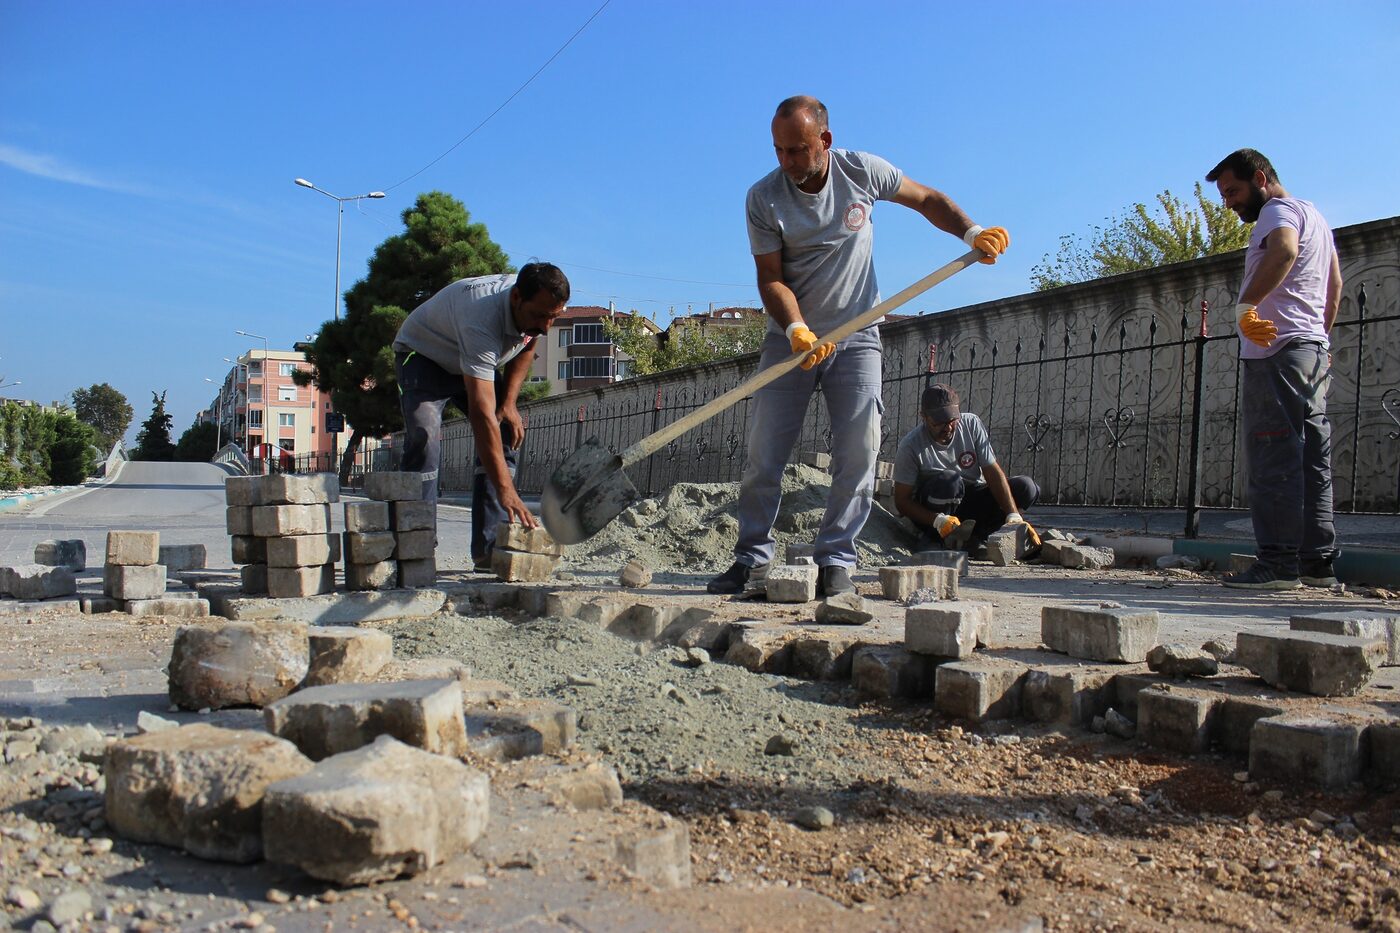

{"left": 284, "top": 280, "right": 1398, "bottom": 534}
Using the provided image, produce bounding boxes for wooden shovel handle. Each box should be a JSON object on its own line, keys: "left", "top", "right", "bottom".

{"left": 620, "top": 248, "right": 984, "bottom": 468}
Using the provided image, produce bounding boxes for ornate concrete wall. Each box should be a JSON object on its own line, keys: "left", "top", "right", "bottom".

{"left": 442, "top": 216, "right": 1400, "bottom": 513}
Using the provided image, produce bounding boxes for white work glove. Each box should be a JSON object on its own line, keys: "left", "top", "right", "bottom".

{"left": 1004, "top": 512, "right": 1025, "bottom": 525}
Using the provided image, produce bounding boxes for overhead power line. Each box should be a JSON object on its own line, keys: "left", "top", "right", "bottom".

{"left": 383, "top": 0, "right": 612, "bottom": 192}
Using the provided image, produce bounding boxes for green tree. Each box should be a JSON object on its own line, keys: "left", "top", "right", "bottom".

{"left": 132, "top": 391, "right": 176, "bottom": 461}
{"left": 70, "top": 383, "right": 133, "bottom": 449}
{"left": 519, "top": 380, "right": 552, "bottom": 403}
{"left": 0, "top": 403, "right": 98, "bottom": 488}
{"left": 175, "top": 421, "right": 220, "bottom": 462}
{"left": 603, "top": 312, "right": 766, "bottom": 376}
{"left": 48, "top": 416, "right": 98, "bottom": 484}
{"left": 295, "top": 191, "right": 513, "bottom": 482}
{"left": 1031, "top": 182, "right": 1252, "bottom": 291}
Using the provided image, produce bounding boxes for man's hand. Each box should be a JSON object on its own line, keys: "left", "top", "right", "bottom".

{"left": 788, "top": 323, "right": 835, "bottom": 371}
{"left": 964, "top": 225, "right": 1010, "bottom": 265}
{"left": 497, "top": 403, "right": 525, "bottom": 450}
{"left": 1004, "top": 512, "right": 1025, "bottom": 525}
{"left": 500, "top": 489, "right": 536, "bottom": 528}
{"left": 1236, "top": 303, "right": 1278, "bottom": 348}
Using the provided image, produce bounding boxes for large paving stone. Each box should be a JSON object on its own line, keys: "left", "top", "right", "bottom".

{"left": 851, "top": 645, "right": 937, "bottom": 699}
{"left": 230, "top": 535, "right": 265, "bottom": 565}
{"left": 608, "top": 603, "right": 679, "bottom": 641}
{"left": 725, "top": 624, "right": 793, "bottom": 674}
{"left": 1291, "top": 610, "right": 1400, "bottom": 665}
{"left": 262, "top": 472, "right": 339, "bottom": 505}
{"left": 266, "top": 533, "right": 340, "bottom": 568}
{"left": 126, "top": 597, "right": 210, "bottom": 618}
{"left": 167, "top": 621, "right": 310, "bottom": 710}
{"left": 394, "top": 529, "right": 435, "bottom": 561}
{"left": 363, "top": 471, "right": 423, "bottom": 502}
{"left": 33, "top": 539, "right": 85, "bottom": 572}
{"left": 985, "top": 524, "right": 1030, "bottom": 566}
{"left": 789, "top": 634, "right": 860, "bottom": 681}
{"left": 391, "top": 500, "right": 436, "bottom": 532}
{"left": 906, "top": 549, "right": 969, "bottom": 578}
{"left": 106, "top": 530, "right": 159, "bottom": 566}
{"left": 1060, "top": 544, "right": 1116, "bottom": 570}
{"left": 1218, "top": 696, "right": 1290, "bottom": 757}
{"left": 493, "top": 549, "right": 558, "bottom": 583}
{"left": 104, "top": 725, "right": 312, "bottom": 863}
{"left": 1041, "top": 604, "right": 1159, "bottom": 662}
{"left": 345, "top": 559, "right": 398, "bottom": 591}
{"left": 814, "top": 592, "right": 874, "bottom": 625}
{"left": 251, "top": 504, "right": 331, "bottom": 537}
{"left": 766, "top": 564, "right": 817, "bottom": 603}
{"left": 878, "top": 565, "right": 958, "bottom": 602}
{"left": 658, "top": 610, "right": 734, "bottom": 652}
{"left": 1022, "top": 666, "right": 1116, "bottom": 725}
{"left": 226, "top": 506, "right": 254, "bottom": 536}
{"left": 343, "top": 531, "right": 396, "bottom": 564}
{"left": 905, "top": 602, "right": 992, "bottom": 658}
{"left": 463, "top": 698, "right": 576, "bottom": 761}
{"left": 225, "top": 475, "right": 266, "bottom": 507}
{"left": 265, "top": 679, "right": 468, "bottom": 760}
{"left": 344, "top": 500, "right": 390, "bottom": 532}
{"left": 7, "top": 563, "right": 77, "bottom": 599}
{"left": 934, "top": 659, "right": 1026, "bottom": 721}
{"left": 1235, "top": 630, "right": 1385, "bottom": 697}
{"left": 239, "top": 562, "right": 268, "bottom": 595}
{"left": 304, "top": 626, "right": 394, "bottom": 686}
{"left": 104, "top": 563, "right": 167, "bottom": 600}
{"left": 262, "top": 735, "right": 489, "bottom": 885}
{"left": 1111, "top": 672, "right": 1174, "bottom": 718}
{"left": 496, "top": 522, "right": 564, "bottom": 557}
{"left": 398, "top": 556, "right": 436, "bottom": 588}
{"left": 1137, "top": 686, "right": 1221, "bottom": 754}
{"left": 1249, "top": 713, "right": 1365, "bottom": 790}
{"left": 158, "top": 544, "right": 207, "bottom": 573}
{"left": 266, "top": 564, "right": 337, "bottom": 598}
{"left": 220, "top": 588, "right": 447, "bottom": 624}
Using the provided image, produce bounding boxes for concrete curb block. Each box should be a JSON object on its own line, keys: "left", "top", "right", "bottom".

{"left": 1082, "top": 532, "right": 1400, "bottom": 588}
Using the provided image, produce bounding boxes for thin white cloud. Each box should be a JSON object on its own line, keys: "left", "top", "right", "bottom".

{"left": 0, "top": 142, "right": 155, "bottom": 196}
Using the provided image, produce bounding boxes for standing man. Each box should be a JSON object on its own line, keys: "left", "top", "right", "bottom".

{"left": 393, "top": 262, "right": 570, "bottom": 563}
{"left": 1207, "top": 149, "right": 1342, "bottom": 590}
{"left": 892, "top": 383, "right": 1038, "bottom": 552}
{"left": 708, "top": 95, "right": 1008, "bottom": 596}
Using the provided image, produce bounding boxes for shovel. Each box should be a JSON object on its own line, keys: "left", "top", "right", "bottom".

{"left": 541, "top": 248, "right": 985, "bottom": 544}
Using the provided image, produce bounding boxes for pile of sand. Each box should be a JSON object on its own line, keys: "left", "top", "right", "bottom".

{"left": 562, "top": 462, "right": 915, "bottom": 578}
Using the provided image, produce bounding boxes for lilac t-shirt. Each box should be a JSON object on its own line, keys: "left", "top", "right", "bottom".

{"left": 1239, "top": 197, "right": 1335, "bottom": 360}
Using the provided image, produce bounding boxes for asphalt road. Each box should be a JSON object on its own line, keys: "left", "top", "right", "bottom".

{"left": 0, "top": 462, "right": 478, "bottom": 571}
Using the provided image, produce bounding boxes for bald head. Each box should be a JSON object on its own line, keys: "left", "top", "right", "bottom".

{"left": 775, "top": 95, "right": 828, "bottom": 132}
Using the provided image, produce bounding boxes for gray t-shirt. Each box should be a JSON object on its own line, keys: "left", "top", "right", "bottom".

{"left": 746, "top": 149, "right": 904, "bottom": 343}
{"left": 392, "top": 274, "right": 531, "bottom": 380}
{"left": 893, "top": 413, "right": 997, "bottom": 488}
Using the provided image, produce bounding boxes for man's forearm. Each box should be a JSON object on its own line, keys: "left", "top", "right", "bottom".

{"left": 499, "top": 347, "right": 534, "bottom": 408}
{"left": 759, "top": 279, "right": 803, "bottom": 330}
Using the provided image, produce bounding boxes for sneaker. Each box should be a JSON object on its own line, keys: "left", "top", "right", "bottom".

{"left": 708, "top": 561, "right": 767, "bottom": 595}
{"left": 472, "top": 553, "right": 493, "bottom": 573}
{"left": 1299, "top": 559, "right": 1339, "bottom": 588}
{"left": 817, "top": 565, "right": 855, "bottom": 597}
{"left": 1222, "top": 562, "right": 1302, "bottom": 591}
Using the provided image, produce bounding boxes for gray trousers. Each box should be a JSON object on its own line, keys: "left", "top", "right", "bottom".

{"left": 733, "top": 333, "right": 882, "bottom": 569}
{"left": 1241, "top": 340, "right": 1337, "bottom": 574}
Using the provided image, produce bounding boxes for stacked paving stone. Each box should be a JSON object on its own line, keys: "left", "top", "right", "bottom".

{"left": 350, "top": 471, "right": 436, "bottom": 589}
{"left": 492, "top": 521, "right": 563, "bottom": 583}
{"left": 104, "top": 531, "right": 166, "bottom": 603}
{"left": 228, "top": 474, "right": 339, "bottom": 597}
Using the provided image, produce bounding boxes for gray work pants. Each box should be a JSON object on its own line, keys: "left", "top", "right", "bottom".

{"left": 1241, "top": 340, "right": 1337, "bottom": 574}
{"left": 733, "top": 332, "right": 882, "bottom": 569}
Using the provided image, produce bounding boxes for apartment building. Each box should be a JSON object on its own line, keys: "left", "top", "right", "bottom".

{"left": 210, "top": 349, "right": 341, "bottom": 459}
{"left": 530, "top": 306, "right": 657, "bottom": 395}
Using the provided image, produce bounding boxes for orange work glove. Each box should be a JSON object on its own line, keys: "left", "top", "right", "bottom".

{"left": 963, "top": 225, "right": 1010, "bottom": 264}
{"left": 787, "top": 323, "right": 835, "bottom": 371}
{"left": 1236, "top": 303, "right": 1277, "bottom": 348}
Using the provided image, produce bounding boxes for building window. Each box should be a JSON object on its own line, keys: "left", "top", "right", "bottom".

{"left": 616, "top": 359, "right": 633, "bottom": 379}
{"left": 572, "top": 323, "right": 606, "bottom": 344}
{"left": 249, "top": 410, "right": 263, "bottom": 428}
{"left": 277, "top": 385, "right": 297, "bottom": 402}
{"left": 571, "top": 357, "right": 613, "bottom": 379}
{"left": 248, "top": 386, "right": 262, "bottom": 402}
{"left": 247, "top": 361, "right": 262, "bottom": 376}
{"left": 278, "top": 413, "right": 295, "bottom": 428}
{"left": 558, "top": 329, "right": 571, "bottom": 348}
{"left": 557, "top": 361, "right": 571, "bottom": 381}
{"left": 279, "top": 362, "right": 298, "bottom": 377}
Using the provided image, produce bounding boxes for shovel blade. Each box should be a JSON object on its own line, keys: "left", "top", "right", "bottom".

{"left": 540, "top": 436, "right": 640, "bottom": 544}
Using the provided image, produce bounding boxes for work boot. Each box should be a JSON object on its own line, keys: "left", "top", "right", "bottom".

{"left": 817, "top": 565, "right": 855, "bottom": 597}
{"left": 1299, "top": 558, "right": 1339, "bottom": 588}
{"left": 708, "top": 561, "right": 767, "bottom": 595}
{"left": 1222, "top": 562, "right": 1301, "bottom": 591}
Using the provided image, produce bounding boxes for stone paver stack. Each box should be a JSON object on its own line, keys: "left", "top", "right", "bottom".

{"left": 492, "top": 521, "right": 563, "bottom": 583}
{"left": 104, "top": 531, "right": 166, "bottom": 603}
{"left": 347, "top": 471, "right": 435, "bottom": 589}
{"left": 228, "top": 474, "right": 339, "bottom": 597}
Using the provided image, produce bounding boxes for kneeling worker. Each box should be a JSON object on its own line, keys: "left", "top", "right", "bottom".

{"left": 892, "top": 384, "right": 1038, "bottom": 551}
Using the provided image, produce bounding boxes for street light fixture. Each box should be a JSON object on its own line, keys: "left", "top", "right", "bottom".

{"left": 293, "top": 178, "right": 385, "bottom": 322}
{"left": 236, "top": 330, "right": 269, "bottom": 467}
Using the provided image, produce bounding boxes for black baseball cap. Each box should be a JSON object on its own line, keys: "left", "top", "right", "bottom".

{"left": 921, "top": 384, "right": 960, "bottom": 423}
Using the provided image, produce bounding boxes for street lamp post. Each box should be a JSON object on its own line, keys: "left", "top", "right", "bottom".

{"left": 235, "top": 331, "right": 269, "bottom": 471}
{"left": 293, "top": 179, "right": 385, "bottom": 322}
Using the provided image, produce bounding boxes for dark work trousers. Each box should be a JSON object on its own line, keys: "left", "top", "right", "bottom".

{"left": 1241, "top": 340, "right": 1337, "bottom": 575}
{"left": 395, "top": 351, "right": 516, "bottom": 562}
{"left": 911, "top": 470, "right": 1039, "bottom": 548}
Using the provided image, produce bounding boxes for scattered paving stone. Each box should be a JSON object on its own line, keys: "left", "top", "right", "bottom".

{"left": 1060, "top": 544, "right": 1116, "bottom": 570}
{"left": 905, "top": 601, "right": 993, "bottom": 659}
{"left": 158, "top": 544, "right": 207, "bottom": 572}
{"left": 1041, "top": 604, "right": 1159, "bottom": 662}
{"left": 793, "top": 806, "right": 834, "bottom": 830}
{"left": 265, "top": 679, "right": 469, "bottom": 760}
{"left": 1147, "top": 643, "right": 1220, "bottom": 677}
{"left": 619, "top": 560, "right": 652, "bottom": 588}
{"left": 614, "top": 817, "right": 692, "bottom": 889}
{"left": 764, "top": 734, "right": 798, "bottom": 756}
{"left": 8, "top": 563, "right": 78, "bottom": 599}
{"left": 878, "top": 565, "right": 957, "bottom": 601}
{"left": 33, "top": 539, "right": 85, "bottom": 571}
{"left": 814, "top": 591, "right": 873, "bottom": 625}
{"left": 1235, "top": 630, "right": 1385, "bottom": 696}
{"left": 304, "top": 627, "right": 394, "bottom": 687}
{"left": 1104, "top": 708, "right": 1137, "bottom": 739}
{"left": 496, "top": 522, "right": 564, "bottom": 557}
{"left": 463, "top": 698, "right": 576, "bottom": 760}
{"left": 167, "top": 621, "right": 310, "bottom": 710}
{"left": 105, "top": 563, "right": 167, "bottom": 600}
{"left": 106, "top": 530, "right": 160, "bottom": 566}
{"left": 1201, "top": 639, "right": 1234, "bottom": 662}
{"left": 766, "top": 564, "right": 818, "bottom": 603}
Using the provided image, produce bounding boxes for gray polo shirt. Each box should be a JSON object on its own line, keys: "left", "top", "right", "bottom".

{"left": 893, "top": 413, "right": 997, "bottom": 488}
{"left": 746, "top": 149, "right": 904, "bottom": 344}
{"left": 392, "top": 274, "right": 531, "bottom": 380}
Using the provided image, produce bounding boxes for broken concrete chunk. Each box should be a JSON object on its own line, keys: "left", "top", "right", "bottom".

{"left": 363, "top": 471, "right": 424, "bottom": 502}
{"left": 265, "top": 679, "right": 468, "bottom": 760}
{"left": 158, "top": 544, "right": 207, "bottom": 573}
{"left": 619, "top": 560, "right": 652, "bottom": 588}
{"left": 1060, "top": 544, "right": 1116, "bottom": 570}
{"left": 106, "top": 530, "right": 159, "bottom": 566}
{"left": 104, "top": 724, "right": 312, "bottom": 863}
{"left": 1146, "top": 643, "right": 1220, "bottom": 678}
{"left": 496, "top": 522, "right": 564, "bottom": 557}
{"left": 814, "top": 591, "right": 874, "bottom": 625}
{"left": 262, "top": 735, "right": 489, "bottom": 885}
{"left": 7, "top": 563, "right": 77, "bottom": 600}
{"left": 1041, "top": 604, "right": 1159, "bottom": 663}
{"left": 1235, "top": 630, "right": 1384, "bottom": 697}
{"left": 906, "top": 601, "right": 993, "bottom": 659}
{"left": 765, "top": 564, "right": 818, "bottom": 603}
{"left": 985, "top": 525, "right": 1030, "bottom": 566}
{"left": 104, "top": 564, "right": 166, "bottom": 600}
{"left": 33, "top": 539, "right": 85, "bottom": 572}
{"left": 304, "top": 627, "right": 394, "bottom": 687}
{"left": 167, "top": 620, "right": 310, "bottom": 710}
{"left": 344, "top": 500, "right": 391, "bottom": 533}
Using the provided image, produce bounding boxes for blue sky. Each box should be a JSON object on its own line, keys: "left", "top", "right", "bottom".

{"left": 3, "top": 0, "right": 1398, "bottom": 440}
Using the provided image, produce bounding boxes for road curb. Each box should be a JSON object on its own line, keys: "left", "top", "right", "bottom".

{"left": 1083, "top": 532, "right": 1400, "bottom": 588}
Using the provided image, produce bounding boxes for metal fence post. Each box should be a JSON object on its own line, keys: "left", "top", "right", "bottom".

{"left": 646, "top": 386, "right": 662, "bottom": 495}
{"left": 1184, "top": 300, "right": 1210, "bottom": 538}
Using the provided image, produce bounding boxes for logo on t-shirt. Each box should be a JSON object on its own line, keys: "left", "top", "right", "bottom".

{"left": 843, "top": 203, "right": 868, "bottom": 231}
{"left": 958, "top": 451, "right": 976, "bottom": 469}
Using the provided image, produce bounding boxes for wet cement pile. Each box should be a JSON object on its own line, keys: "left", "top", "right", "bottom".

{"left": 561, "top": 463, "right": 916, "bottom": 578}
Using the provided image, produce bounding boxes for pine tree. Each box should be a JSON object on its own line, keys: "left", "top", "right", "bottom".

{"left": 132, "top": 391, "right": 176, "bottom": 461}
